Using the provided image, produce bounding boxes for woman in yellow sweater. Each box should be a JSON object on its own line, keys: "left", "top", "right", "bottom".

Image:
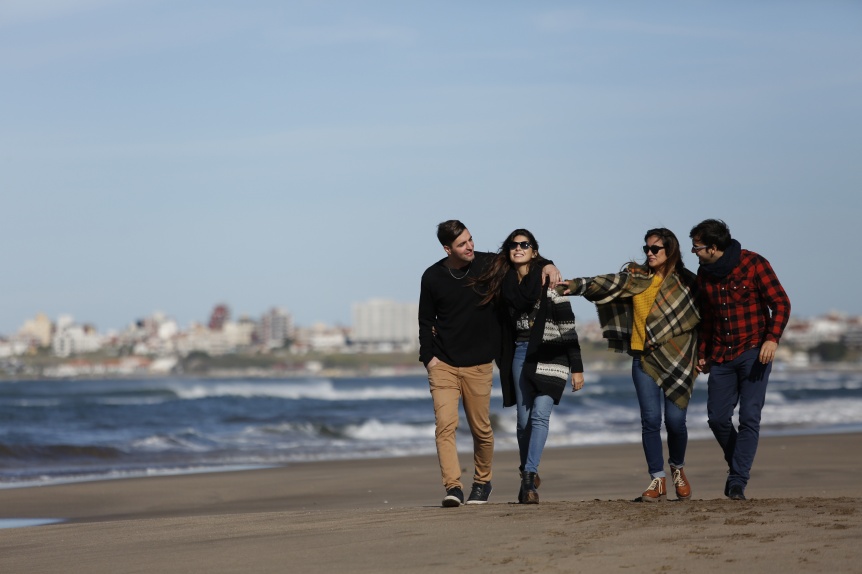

{"left": 558, "top": 228, "right": 700, "bottom": 501}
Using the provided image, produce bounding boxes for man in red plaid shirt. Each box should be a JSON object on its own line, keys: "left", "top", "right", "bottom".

{"left": 689, "top": 219, "right": 790, "bottom": 501}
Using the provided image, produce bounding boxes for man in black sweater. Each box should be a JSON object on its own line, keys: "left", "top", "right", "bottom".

{"left": 419, "top": 220, "right": 560, "bottom": 507}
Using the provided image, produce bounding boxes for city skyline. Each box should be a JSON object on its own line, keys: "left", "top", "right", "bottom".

{"left": 5, "top": 299, "right": 860, "bottom": 341}
{"left": 3, "top": 2, "right": 861, "bottom": 335}
{"left": 5, "top": 298, "right": 416, "bottom": 337}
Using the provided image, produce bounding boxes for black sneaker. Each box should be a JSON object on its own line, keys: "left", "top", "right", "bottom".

{"left": 728, "top": 484, "right": 746, "bottom": 501}
{"left": 442, "top": 487, "right": 464, "bottom": 507}
{"left": 466, "top": 482, "right": 492, "bottom": 505}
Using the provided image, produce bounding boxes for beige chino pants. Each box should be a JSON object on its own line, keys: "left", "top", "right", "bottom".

{"left": 428, "top": 360, "right": 494, "bottom": 490}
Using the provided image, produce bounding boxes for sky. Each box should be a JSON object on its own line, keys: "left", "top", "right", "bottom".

{"left": 2, "top": 0, "right": 861, "bottom": 335}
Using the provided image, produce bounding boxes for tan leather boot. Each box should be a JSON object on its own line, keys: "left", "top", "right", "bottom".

{"left": 641, "top": 477, "right": 666, "bottom": 502}
{"left": 521, "top": 472, "right": 539, "bottom": 504}
{"left": 670, "top": 466, "right": 691, "bottom": 500}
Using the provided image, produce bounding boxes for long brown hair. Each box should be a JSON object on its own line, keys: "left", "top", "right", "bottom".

{"left": 644, "top": 227, "right": 684, "bottom": 276}
{"left": 471, "top": 228, "right": 544, "bottom": 306}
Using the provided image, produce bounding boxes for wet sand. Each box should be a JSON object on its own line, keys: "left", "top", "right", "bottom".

{"left": 1, "top": 433, "right": 860, "bottom": 573}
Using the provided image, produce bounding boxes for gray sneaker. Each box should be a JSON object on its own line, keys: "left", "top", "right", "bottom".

{"left": 466, "top": 482, "right": 492, "bottom": 505}
{"left": 442, "top": 487, "right": 464, "bottom": 507}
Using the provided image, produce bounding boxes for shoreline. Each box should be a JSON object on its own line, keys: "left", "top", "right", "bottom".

{"left": 0, "top": 433, "right": 860, "bottom": 573}
{"left": 4, "top": 425, "right": 862, "bottom": 491}
{"left": 2, "top": 433, "right": 860, "bottom": 517}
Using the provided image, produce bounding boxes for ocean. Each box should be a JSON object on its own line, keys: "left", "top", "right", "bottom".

{"left": 2, "top": 367, "right": 861, "bottom": 488}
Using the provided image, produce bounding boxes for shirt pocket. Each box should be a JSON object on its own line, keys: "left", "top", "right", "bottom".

{"left": 728, "top": 280, "right": 752, "bottom": 303}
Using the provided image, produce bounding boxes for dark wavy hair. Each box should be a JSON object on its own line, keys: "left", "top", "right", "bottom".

{"left": 471, "top": 228, "right": 545, "bottom": 306}
{"left": 689, "top": 219, "right": 732, "bottom": 250}
{"left": 643, "top": 227, "right": 685, "bottom": 276}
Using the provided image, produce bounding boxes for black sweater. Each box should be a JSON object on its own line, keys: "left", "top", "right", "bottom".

{"left": 418, "top": 252, "right": 500, "bottom": 367}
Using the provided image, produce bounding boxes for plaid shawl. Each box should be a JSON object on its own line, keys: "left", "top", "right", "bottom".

{"left": 564, "top": 264, "right": 700, "bottom": 408}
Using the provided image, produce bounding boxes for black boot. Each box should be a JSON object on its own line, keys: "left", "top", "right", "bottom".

{"left": 521, "top": 471, "right": 539, "bottom": 504}
{"left": 518, "top": 467, "right": 541, "bottom": 503}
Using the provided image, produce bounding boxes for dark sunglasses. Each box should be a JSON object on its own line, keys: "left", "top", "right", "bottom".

{"left": 508, "top": 241, "right": 532, "bottom": 250}
{"left": 642, "top": 245, "right": 666, "bottom": 255}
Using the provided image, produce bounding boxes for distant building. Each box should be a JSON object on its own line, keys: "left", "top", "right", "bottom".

{"left": 292, "top": 323, "right": 349, "bottom": 354}
{"left": 257, "top": 307, "right": 294, "bottom": 349}
{"left": 52, "top": 318, "right": 103, "bottom": 357}
{"left": 208, "top": 304, "right": 230, "bottom": 331}
{"left": 574, "top": 320, "right": 604, "bottom": 343}
{"left": 110, "top": 312, "right": 180, "bottom": 356}
{"left": 175, "top": 320, "right": 255, "bottom": 356}
{"left": 842, "top": 327, "right": 862, "bottom": 349}
{"left": 18, "top": 313, "right": 53, "bottom": 347}
{"left": 0, "top": 336, "right": 30, "bottom": 358}
{"left": 783, "top": 313, "right": 856, "bottom": 349}
{"left": 351, "top": 299, "right": 419, "bottom": 352}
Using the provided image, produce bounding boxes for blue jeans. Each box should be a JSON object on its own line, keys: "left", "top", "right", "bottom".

{"left": 512, "top": 342, "right": 555, "bottom": 474}
{"left": 706, "top": 347, "right": 771, "bottom": 491}
{"left": 632, "top": 357, "right": 688, "bottom": 478}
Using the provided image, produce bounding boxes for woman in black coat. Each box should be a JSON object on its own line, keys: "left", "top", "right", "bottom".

{"left": 472, "top": 228, "right": 585, "bottom": 504}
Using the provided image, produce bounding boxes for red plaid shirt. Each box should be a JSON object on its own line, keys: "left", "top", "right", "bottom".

{"left": 696, "top": 249, "right": 791, "bottom": 364}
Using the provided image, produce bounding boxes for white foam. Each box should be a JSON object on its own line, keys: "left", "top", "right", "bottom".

{"left": 169, "top": 380, "right": 428, "bottom": 401}
{"left": 130, "top": 429, "right": 211, "bottom": 452}
{"left": 0, "top": 518, "right": 64, "bottom": 528}
{"left": 343, "top": 419, "right": 435, "bottom": 441}
{"left": 7, "top": 399, "right": 62, "bottom": 407}
{"left": 0, "top": 465, "right": 274, "bottom": 490}
{"left": 762, "top": 397, "right": 862, "bottom": 427}
{"left": 95, "top": 396, "right": 169, "bottom": 405}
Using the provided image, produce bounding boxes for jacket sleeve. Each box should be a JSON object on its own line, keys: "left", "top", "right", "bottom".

{"left": 561, "top": 271, "right": 631, "bottom": 305}
{"left": 754, "top": 255, "right": 791, "bottom": 343}
{"left": 695, "top": 274, "right": 714, "bottom": 362}
{"left": 549, "top": 289, "right": 584, "bottom": 373}
{"left": 418, "top": 272, "right": 436, "bottom": 366}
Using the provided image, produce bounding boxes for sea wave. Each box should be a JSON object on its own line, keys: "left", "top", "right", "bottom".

{"left": 3, "top": 371, "right": 862, "bottom": 488}
{"left": 343, "top": 419, "right": 435, "bottom": 441}
{"left": 168, "top": 380, "right": 429, "bottom": 401}
{"left": 761, "top": 397, "right": 862, "bottom": 428}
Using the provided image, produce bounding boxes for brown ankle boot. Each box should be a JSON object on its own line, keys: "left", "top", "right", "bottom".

{"left": 518, "top": 468, "right": 541, "bottom": 503}
{"left": 519, "top": 468, "right": 541, "bottom": 488}
{"left": 670, "top": 466, "right": 691, "bottom": 500}
{"left": 521, "top": 472, "right": 539, "bottom": 504}
{"left": 641, "top": 477, "right": 666, "bottom": 502}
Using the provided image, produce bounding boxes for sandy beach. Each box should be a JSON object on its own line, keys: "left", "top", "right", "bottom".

{"left": 1, "top": 432, "right": 860, "bottom": 573}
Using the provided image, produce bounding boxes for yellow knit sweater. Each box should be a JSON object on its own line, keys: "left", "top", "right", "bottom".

{"left": 630, "top": 273, "right": 663, "bottom": 351}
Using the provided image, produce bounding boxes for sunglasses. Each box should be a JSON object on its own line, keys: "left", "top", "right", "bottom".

{"left": 691, "top": 245, "right": 708, "bottom": 253}
{"left": 508, "top": 241, "right": 532, "bottom": 250}
{"left": 642, "top": 245, "right": 666, "bottom": 255}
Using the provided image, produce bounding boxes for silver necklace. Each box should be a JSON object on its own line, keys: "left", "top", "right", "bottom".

{"left": 447, "top": 262, "right": 471, "bottom": 280}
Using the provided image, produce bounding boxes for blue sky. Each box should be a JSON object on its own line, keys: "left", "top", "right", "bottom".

{"left": 2, "top": 1, "right": 861, "bottom": 335}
